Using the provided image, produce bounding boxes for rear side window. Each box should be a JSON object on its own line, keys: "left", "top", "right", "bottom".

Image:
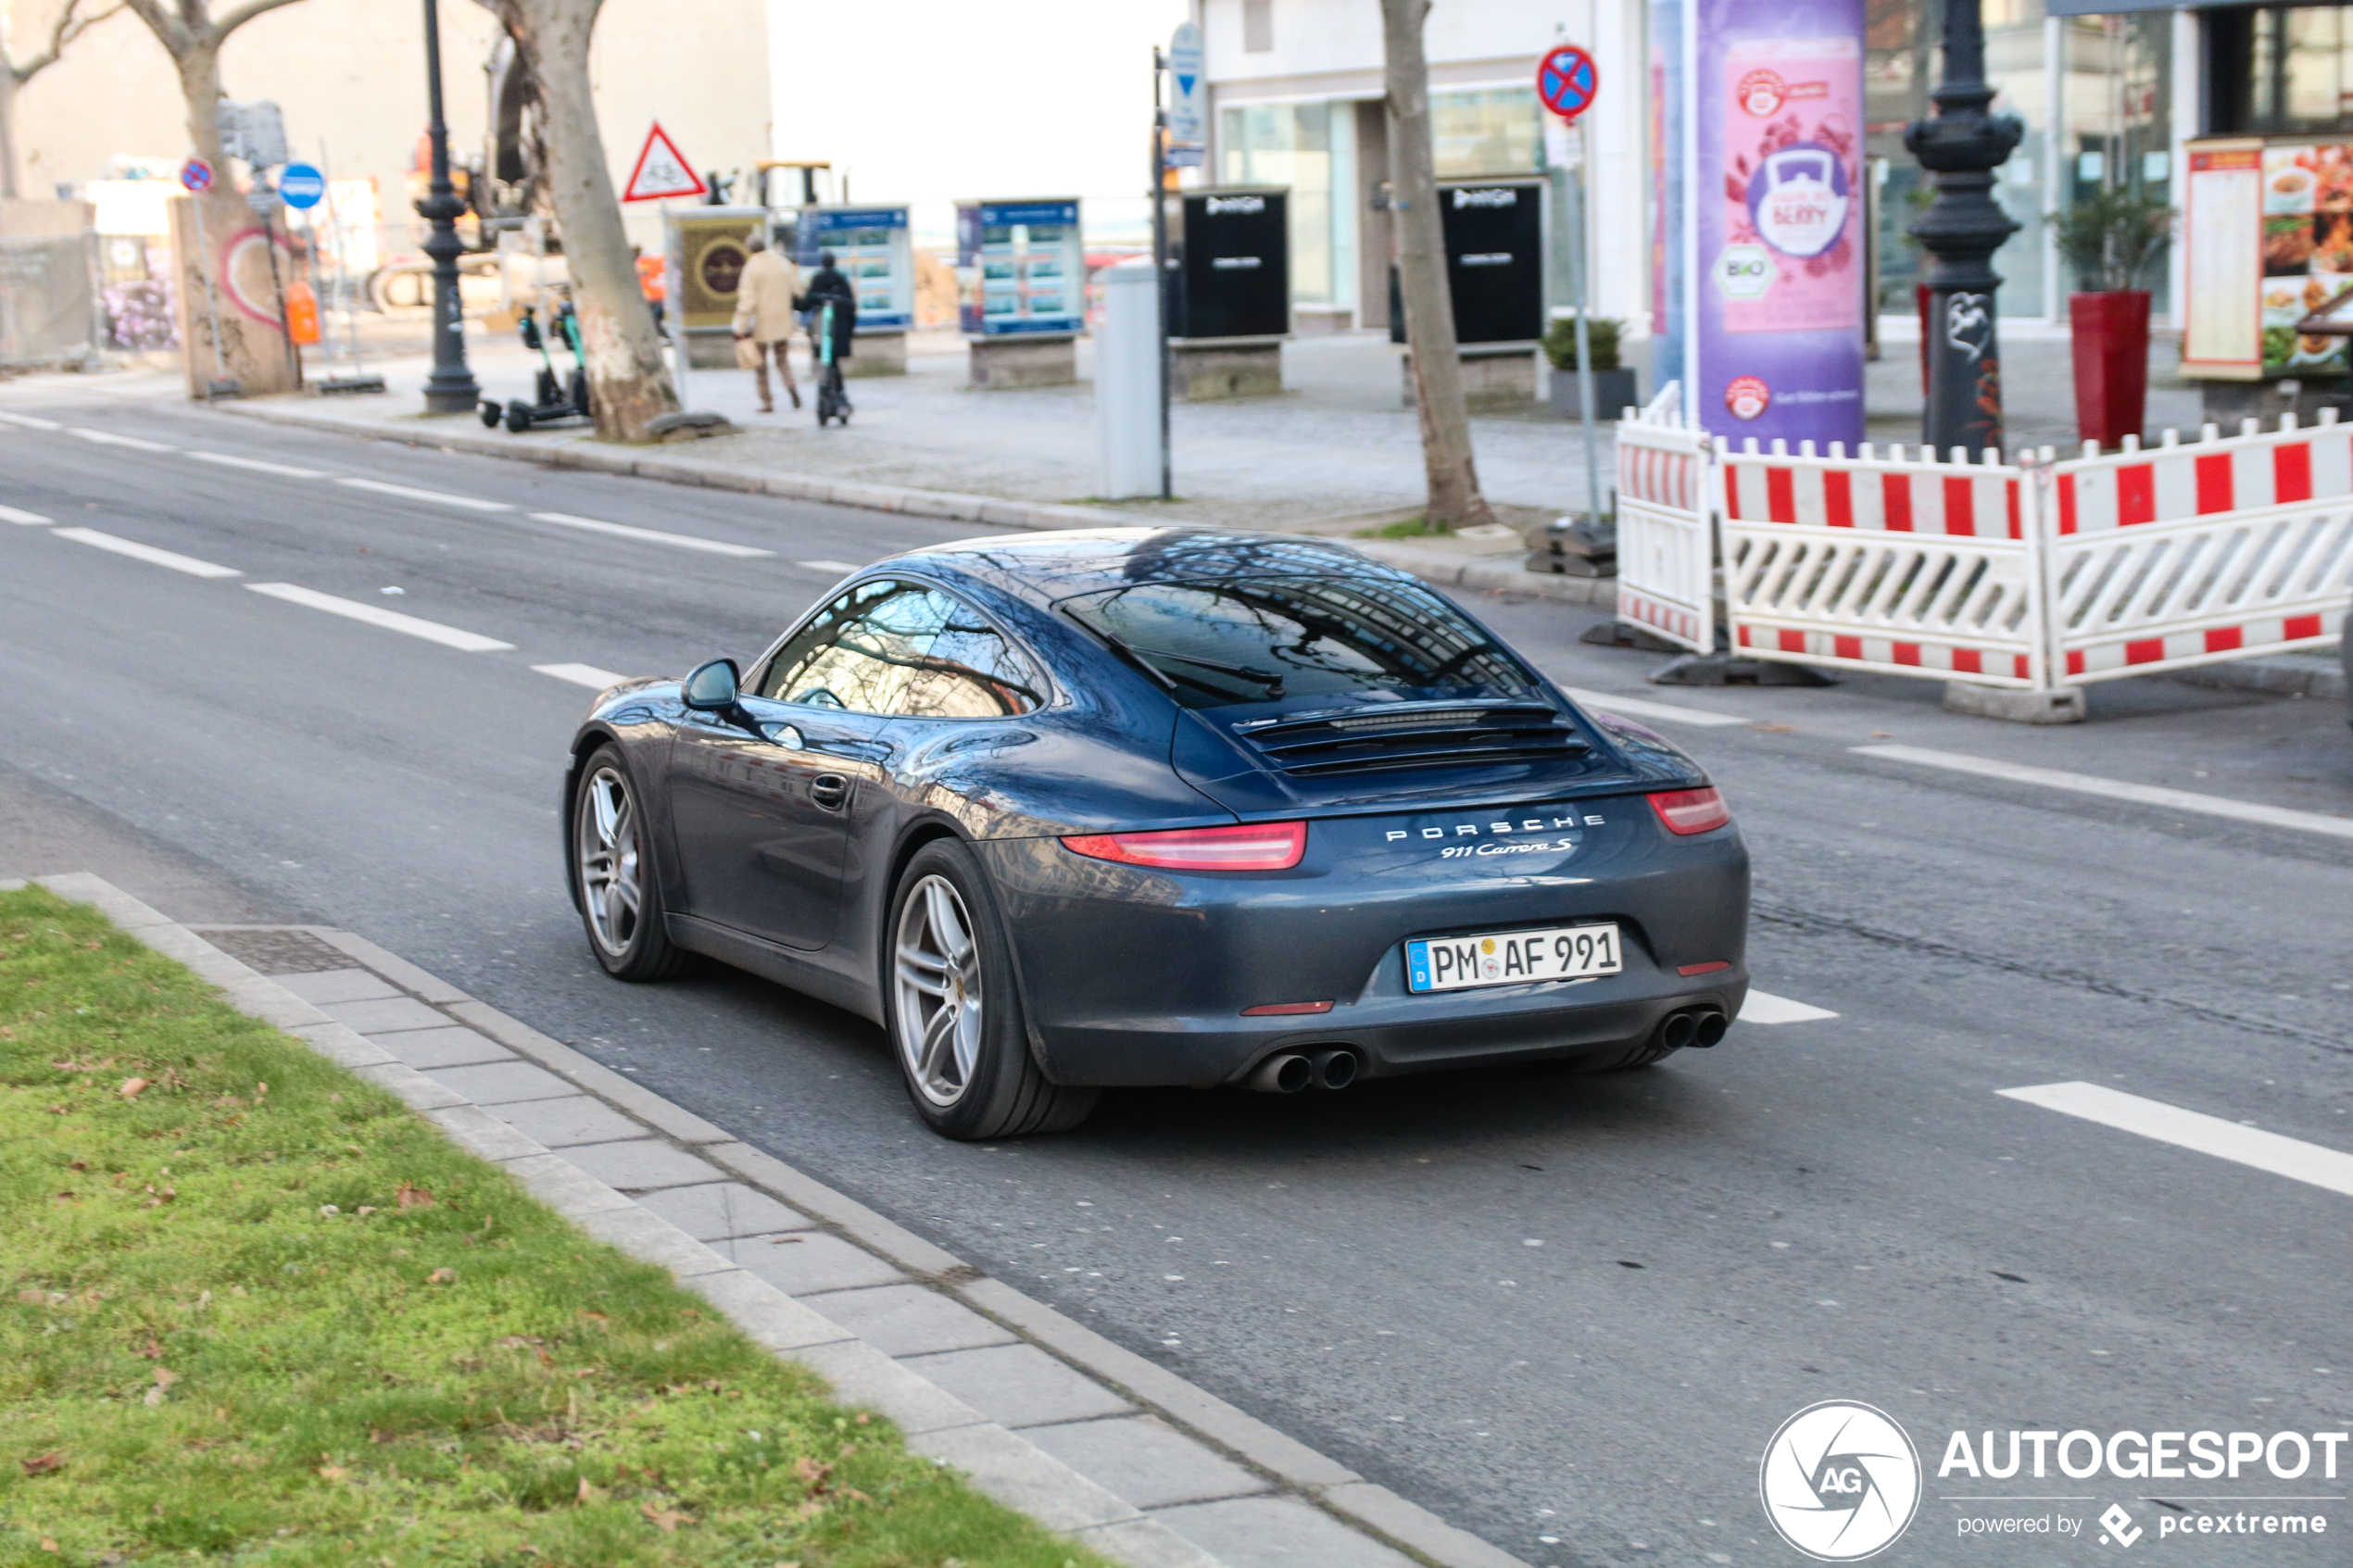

{"left": 757, "top": 580, "right": 1045, "bottom": 719}
{"left": 1060, "top": 574, "right": 1538, "bottom": 709}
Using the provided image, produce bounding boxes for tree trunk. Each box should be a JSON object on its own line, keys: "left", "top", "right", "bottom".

{"left": 491, "top": 0, "right": 678, "bottom": 441}
{"left": 0, "top": 59, "right": 19, "bottom": 200}
{"left": 177, "top": 37, "right": 226, "bottom": 171}
{"left": 1380, "top": 0, "right": 1492, "bottom": 531}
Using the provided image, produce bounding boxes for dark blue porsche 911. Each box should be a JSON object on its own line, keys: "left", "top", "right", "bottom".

{"left": 563, "top": 529, "right": 1748, "bottom": 1139}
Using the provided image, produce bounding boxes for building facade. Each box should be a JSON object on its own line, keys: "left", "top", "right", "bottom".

{"left": 1198, "top": 0, "right": 2318, "bottom": 339}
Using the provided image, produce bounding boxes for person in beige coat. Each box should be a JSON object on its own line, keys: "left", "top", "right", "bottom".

{"left": 732, "top": 232, "right": 803, "bottom": 412}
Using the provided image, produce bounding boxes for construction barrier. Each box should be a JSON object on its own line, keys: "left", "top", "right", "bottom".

{"left": 1603, "top": 394, "right": 2348, "bottom": 702}
{"left": 1613, "top": 384, "right": 1717, "bottom": 653}
{"left": 2045, "top": 419, "right": 2353, "bottom": 683}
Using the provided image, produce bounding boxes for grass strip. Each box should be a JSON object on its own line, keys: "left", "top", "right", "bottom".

{"left": 0, "top": 885, "right": 1101, "bottom": 1568}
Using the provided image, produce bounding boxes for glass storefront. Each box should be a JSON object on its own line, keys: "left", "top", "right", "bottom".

{"left": 1431, "top": 88, "right": 1542, "bottom": 177}
{"left": 2213, "top": 6, "right": 2353, "bottom": 135}
{"left": 1221, "top": 102, "right": 1356, "bottom": 307}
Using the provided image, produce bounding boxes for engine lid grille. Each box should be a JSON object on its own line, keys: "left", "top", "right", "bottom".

{"left": 1233, "top": 700, "right": 1589, "bottom": 777}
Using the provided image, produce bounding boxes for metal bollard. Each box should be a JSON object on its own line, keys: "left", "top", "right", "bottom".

{"left": 1094, "top": 258, "right": 1164, "bottom": 501}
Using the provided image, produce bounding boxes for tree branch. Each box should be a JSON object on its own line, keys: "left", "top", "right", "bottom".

{"left": 8, "top": 0, "right": 126, "bottom": 83}
{"left": 117, "top": 0, "right": 194, "bottom": 58}
{"left": 212, "top": 0, "right": 309, "bottom": 41}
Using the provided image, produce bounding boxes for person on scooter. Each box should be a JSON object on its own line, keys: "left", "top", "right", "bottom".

{"left": 798, "top": 249, "right": 858, "bottom": 422}
{"left": 732, "top": 231, "right": 802, "bottom": 412}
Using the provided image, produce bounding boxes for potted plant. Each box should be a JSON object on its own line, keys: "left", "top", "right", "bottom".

{"left": 1544, "top": 314, "right": 1636, "bottom": 418}
{"left": 2052, "top": 187, "right": 2174, "bottom": 449}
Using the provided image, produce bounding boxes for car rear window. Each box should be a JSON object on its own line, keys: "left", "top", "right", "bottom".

{"left": 1060, "top": 574, "right": 1540, "bottom": 710}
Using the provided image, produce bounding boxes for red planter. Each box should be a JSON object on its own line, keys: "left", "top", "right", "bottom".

{"left": 2070, "top": 291, "right": 2151, "bottom": 450}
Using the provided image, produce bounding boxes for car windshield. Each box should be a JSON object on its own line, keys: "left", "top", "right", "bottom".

{"left": 1060, "top": 574, "right": 1540, "bottom": 710}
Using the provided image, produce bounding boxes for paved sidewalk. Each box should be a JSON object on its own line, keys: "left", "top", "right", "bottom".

{"left": 22, "top": 871, "right": 1530, "bottom": 1568}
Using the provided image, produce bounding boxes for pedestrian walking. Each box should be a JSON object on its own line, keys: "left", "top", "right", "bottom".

{"left": 732, "top": 231, "right": 802, "bottom": 413}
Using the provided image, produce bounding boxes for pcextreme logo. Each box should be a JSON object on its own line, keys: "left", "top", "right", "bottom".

{"left": 1760, "top": 1401, "right": 1923, "bottom": 1561}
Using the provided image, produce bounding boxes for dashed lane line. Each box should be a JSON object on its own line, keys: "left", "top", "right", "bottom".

{"left": 51, "top": 526, "right": 242, "bottom": 579}
{"left": 533, "top": 662, "right": 628, "bottom": 690}
{"left": 69, "top": 427, "right": 176, "bottom": 452}
{"left": 1854, "top": 744, "right": 2353, "bottom": 843}
{"left": 1739, "top": 989, "right": 1839, "bottom": 1024}
{"left": 1999, "top": 1081, "right": 2353, "bottom": 1200}
{"left": 529, "top": 511, "right": 773, "bottom": 558}
{"left": 188, "top": 451, "right": 326, "bottom": 479}
{"left": 334, "top": 477, "right": 514, "bottom": 512}
{"left": 797, "top": 558, "right": 862, "bottom": 574}
{"left": 245, "top": 583, "right": 515, "bottom": 652}
{"left": 0, "top": 412, "right": 62, "bottom": 430}
{"left": 0, "top": 505, "right": 53, "bottom": 525}
{"left": 1558, "top": 684, "right": 1747, "bottom": 727}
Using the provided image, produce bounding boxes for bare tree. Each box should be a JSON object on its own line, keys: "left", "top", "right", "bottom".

{"left": 1381, "top": 0, "right": 1494, "bottom": 531}
{"left": 1, "top": 0, "right": 122, "bottom": 199}
{"left": 472, "top": 0, "right": 678, "bottom": 440}
{"left": 119, "top": 0, "right": 307, "bottom": 170}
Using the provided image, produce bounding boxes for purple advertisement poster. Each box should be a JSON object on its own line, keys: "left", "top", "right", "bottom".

{"left": 1692, "top": 0, "right": 1865, "bottom": 448}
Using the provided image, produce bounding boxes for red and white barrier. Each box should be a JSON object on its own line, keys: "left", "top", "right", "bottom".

{"left": 1614, "top": 385, "right": 1716, "bottom": 653}
{"left": 2043, "top": 420, "right": 2353, "bottom": 682}
{"left": 1719, "top": 439, "right": 2047, "bottom": 688}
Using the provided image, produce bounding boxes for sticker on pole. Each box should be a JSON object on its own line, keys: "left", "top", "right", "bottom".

{"left": 277, "top": 162, "right": 325, "bottom": 209}
{"left": 179, "top": 157, "right": 214, "bottom": 193}
{"left": 622, "top": 122, "right": 706, "bottom": 203}
{"left": 1537, "top": 44, "right": 1599, "bottom": 123}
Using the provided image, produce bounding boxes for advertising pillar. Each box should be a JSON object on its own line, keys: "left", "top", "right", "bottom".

{"left": 1690, "top": 0, "right": 1867, "bottom": 448}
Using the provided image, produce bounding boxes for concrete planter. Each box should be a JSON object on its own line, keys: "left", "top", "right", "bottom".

{"left": 1548, "top": 365, "right": 1638, "bottom": 420}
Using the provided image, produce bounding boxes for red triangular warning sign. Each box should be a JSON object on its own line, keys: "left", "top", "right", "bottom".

{"left": 622, "top": 121, "right": 706, "bottom": 203}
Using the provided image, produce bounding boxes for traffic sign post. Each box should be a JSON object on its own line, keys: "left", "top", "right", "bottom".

{"left": 1539, "top": 44, "right": 1606, "bottom": 538}
{"left": 178, "top": 157, "right": 213, "bottom": 193}
{"left": 178, "top": 157, "right": 237, "bottom": 399}
{"left": 278, "top": 162, "right": 325, "bottom": 209}
{"left": 1166, "top": 21, "right": 1205, "bottom": 168}
{"left": 623, "top": 123, "right": 707, "bottom": 203}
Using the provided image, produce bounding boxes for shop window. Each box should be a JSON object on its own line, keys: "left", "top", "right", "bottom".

{"left": 2213, "top": 6, "right": 2353, "bottom": 136}
{"left": 1220, "top": 102, "right": 1355, "bottom": 306}
{"left": 1430, "top": 89, "right": 1541, "bottom": 178}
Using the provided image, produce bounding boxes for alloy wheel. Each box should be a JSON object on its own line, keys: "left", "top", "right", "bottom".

{"left": 894, "top": 873, "right": 985, "bottom": 1107}
{"left": 577, "top": 765, "right": 644, "bottom": 955}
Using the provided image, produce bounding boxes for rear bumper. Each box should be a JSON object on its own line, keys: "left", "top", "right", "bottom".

{"left": 974, "top": 805, "right": 1750, "bottom": 1086}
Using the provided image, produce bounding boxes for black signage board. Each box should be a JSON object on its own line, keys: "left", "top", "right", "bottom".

{"left": 1169, "top": 187, "right": 1290, "bottom": 342}
{"left": 1389, "top": 178, "right": 1547, "bottom": 346}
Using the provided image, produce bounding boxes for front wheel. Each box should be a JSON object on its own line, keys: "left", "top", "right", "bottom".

{"left": 572, "top": 746, "right": 690, "bottom": 981}
{"left": 885, "top": 840, "right": 1096, "bottom": 1139}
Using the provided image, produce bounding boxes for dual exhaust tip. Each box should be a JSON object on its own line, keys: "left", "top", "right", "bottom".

{"left": 1247, "top": 1047, "right": 1359, "bottom": 1094}
{"left": 1659, "top": 1007, "right": 1730, "bottom": 1051}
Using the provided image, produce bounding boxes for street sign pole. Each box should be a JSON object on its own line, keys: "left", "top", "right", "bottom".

{"left": 1538, "top": 44, "right": 1606, "bottom": 530}
{"left": 1151, "top": 46, "right": 1173, "bottom": 502}
{"left": 180, "top": 157, "right": 237, "bottom": 399}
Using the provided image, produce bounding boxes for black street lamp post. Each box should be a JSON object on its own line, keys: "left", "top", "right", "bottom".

{"left": 418, "top": 0, "right": 480, "bottom": 414}
{"left": 1905, "top": 0, "right": 2022, "bottom": 457}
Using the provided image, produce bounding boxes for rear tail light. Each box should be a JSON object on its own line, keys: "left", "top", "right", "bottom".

{"left": 1647, "top": 786, "right": 1731, "bottom": 835}
{"left": 1061, "top": 820, "right": 1307, "bottom": 871}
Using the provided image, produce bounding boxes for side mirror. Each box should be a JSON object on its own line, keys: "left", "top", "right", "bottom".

{"left": 682, "top": 658, "right": 740, "bottom": 711}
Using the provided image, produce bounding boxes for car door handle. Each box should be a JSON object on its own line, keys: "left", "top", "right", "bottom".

{"left": 809, "top": 772, "right": 851, "bottom": 811}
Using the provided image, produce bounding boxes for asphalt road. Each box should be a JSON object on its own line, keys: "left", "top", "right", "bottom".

{"left": 3, "top": 395, "right": 2348, "bottom": 1568}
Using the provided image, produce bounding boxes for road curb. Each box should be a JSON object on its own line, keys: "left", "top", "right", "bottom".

{"left": 211, "top": 396, "right": 1604, "bottom": 605}
{"left": 16, "top": 872, "right": 1529, "bottom": 1568}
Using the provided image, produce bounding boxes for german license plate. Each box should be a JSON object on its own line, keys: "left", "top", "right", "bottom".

{"left": 1405, "top": 923, "right": 1623, "bottom": 994}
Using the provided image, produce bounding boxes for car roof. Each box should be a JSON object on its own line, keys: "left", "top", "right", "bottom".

{"left": 872, "top": 528, "right": 1420, "bottom": 608}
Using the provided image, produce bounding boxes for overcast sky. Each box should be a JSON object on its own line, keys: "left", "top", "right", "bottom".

{"left": 767, "top": 0, "right": 1191, "bottom": 237}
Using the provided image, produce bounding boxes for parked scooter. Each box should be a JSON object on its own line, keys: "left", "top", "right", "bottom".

{"left": 480, "top": 302, "right": 591, "bottom": 433}
{"left": 814, "top": 300, "right": 851, "bottom": 428}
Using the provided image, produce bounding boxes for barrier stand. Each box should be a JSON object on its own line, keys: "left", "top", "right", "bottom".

{"left": 1612, "top": 383, "right": 1718, "bottom": 654}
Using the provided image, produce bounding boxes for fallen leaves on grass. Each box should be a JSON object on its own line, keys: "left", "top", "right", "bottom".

{"left": 426, "top": 1268, "right": 457, "bottom": 1285}
{"left": 119, "top": 1077, "right": 149, "bottom": 1098}
{"left": 396, "top": 1183, "right": 434, "bottom": 1210}
{"left": 794, "top": 1456, "right": 833, "bottom": 1493}
{"left": 639, "top": 1503, "right": 692, "bottom": 1533}
{"left": 317, "top": 1465, "right": 350, "bottom": 1483}
{"left": 143, "top": 1368, "right": 179, "bottom": 1407}
{"left": 21, "top": 1452, "right": 66, "bottom": 1476}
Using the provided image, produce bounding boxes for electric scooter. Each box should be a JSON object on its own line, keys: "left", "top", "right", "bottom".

{"left": 480, "top": 302, "right": 592, "bottom": 433}
{"left": 814, "top": 300, "right": 852, "bottom": 428}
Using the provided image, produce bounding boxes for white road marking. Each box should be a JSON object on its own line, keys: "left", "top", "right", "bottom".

{"left": 335, "top": 477, "right": 513, "bottom": 512}
{"left": 0, "top": 412, "right": 63, "bottom": 430}
{"left": 1853, "top": 744, "right": 2353, "bottom": 842}
{"left": 796, "top": 558, "right": 861, "bottom": 574}
{"left": 69, "top": 427, "right": 175, "bottom": 452}
{"left": 1560, "top": 685, "right": 1747, "bottom": 727}
{"left": 1999, "top": 1081, "right": 2353, "bottom": 1200}
{"left": 245, "top": 583, "right": 514, "bottom": 651}
{"left": 0, "top": 504, "right": 53, "bottom": 525}
{"left": 533, "top": 662, "right": 627, "bottom": 689}
{"left": 529, "top": 511, "right": 773, "bottom": 558}
{"left": 1739, "top": 989, "right": 1840, "bottom": 1024}
{"left": 188, "top": 451, "right": 325, "bottom": 479}
{"left": 52, "top": 526, "right": 241, "bottom": 579}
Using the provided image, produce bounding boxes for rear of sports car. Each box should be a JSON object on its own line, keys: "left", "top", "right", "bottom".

{"left": 974, "top": 564, "right": 1750, "bottom": 1088}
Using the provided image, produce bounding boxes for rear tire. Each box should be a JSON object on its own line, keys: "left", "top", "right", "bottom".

{"left": 884, "top": 839, "right": 1097, "bottom": 1139}
{"left": 571, "top": 746, "right": 691, "bottom": 982}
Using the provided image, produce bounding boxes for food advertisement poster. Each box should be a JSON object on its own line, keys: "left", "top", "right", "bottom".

{"left": 1693, "top": 0, "right": 1866, "bottom": 446}
{"left": 2258, "top": 144, "right": 2353, "bottom": 374}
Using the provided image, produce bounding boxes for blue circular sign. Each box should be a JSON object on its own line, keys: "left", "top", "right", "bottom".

{"left": 1537, "top": 44, "right": 1600, "bottom": 122}
{"left": 278, "top": 162, "right": 325, "bottom": 208}
{"left": 178, "top": 157, "right": 213, "bottom": 193}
